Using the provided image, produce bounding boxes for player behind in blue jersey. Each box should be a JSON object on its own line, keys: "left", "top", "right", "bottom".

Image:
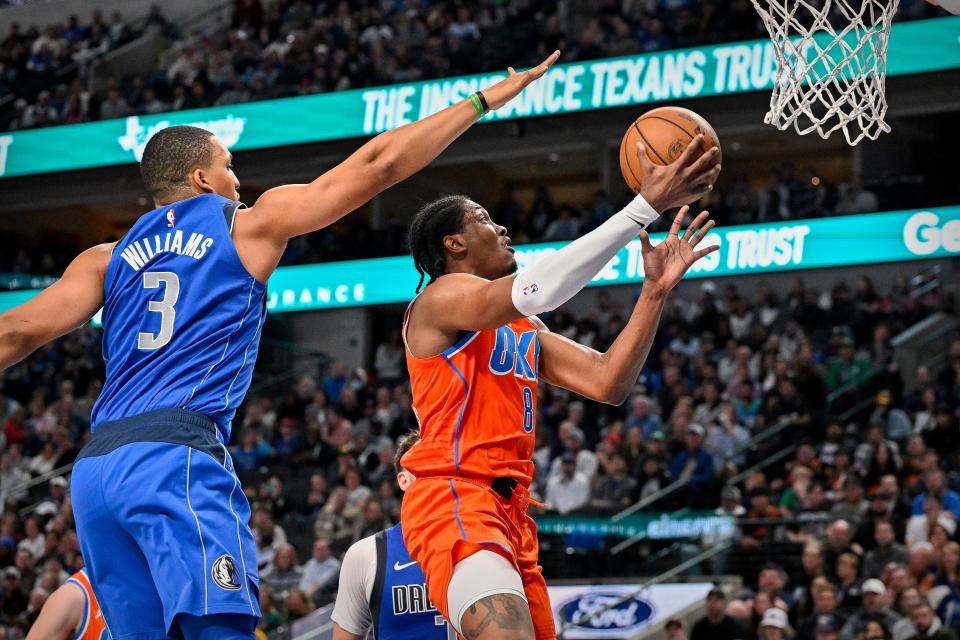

{"left": 332, "top": 431, "right": 454, "bottom": 640}
{"left": 0, "top": 51, "right": 559, "bottom": 640}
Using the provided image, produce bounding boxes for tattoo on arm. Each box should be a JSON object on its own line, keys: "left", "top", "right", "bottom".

{"left": 462, "top": 593, "right": 534, "bottom": 639}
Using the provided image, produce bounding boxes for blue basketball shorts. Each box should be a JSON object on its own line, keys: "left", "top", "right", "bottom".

{"left": 71, "top": 409, "right": 261, "bottom": 639}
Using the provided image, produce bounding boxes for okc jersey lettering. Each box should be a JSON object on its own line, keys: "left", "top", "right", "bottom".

{"left": 487, "top": 327, "right": 539, "bottom": 380}
{"left": 402, "top": 304, "right": 539, "bottom": 487}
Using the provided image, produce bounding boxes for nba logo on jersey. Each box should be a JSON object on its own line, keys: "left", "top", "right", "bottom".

{"left": 521, "top": 282, "right": 539, "bottom": 296}
{"left": 166, "top": 208, "right": 176, "bottom": 227}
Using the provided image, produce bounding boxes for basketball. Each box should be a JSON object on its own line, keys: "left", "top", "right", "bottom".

{"left": 619, "top": 106, "right": 721, "bottom": 193}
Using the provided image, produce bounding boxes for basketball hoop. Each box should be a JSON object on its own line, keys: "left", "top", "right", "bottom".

{"left": 750, "top": 0, "right": 901, "bottom": 146}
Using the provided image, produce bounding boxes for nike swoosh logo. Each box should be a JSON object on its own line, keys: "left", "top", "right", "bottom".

{"left": 394, "top": 560, "right": 417, "bottom": 571}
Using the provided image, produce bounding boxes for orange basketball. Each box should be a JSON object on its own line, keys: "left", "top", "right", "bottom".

{"left": 619, "top": 106, "right": 721, "bottom": 193}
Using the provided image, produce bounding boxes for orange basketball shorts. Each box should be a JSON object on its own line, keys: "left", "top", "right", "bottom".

{"left": 400, "top": 476, "right": 555, "bottom": 640}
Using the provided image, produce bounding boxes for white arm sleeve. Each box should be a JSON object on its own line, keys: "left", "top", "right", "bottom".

{"left": 511, "top": 194, "right": 659, "bottom": 316}
{"left": 331, "top": 535, "right": 377, "bottom": 637}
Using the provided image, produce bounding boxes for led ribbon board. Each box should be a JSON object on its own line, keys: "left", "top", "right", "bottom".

{"left": 1, "top": 207, "right": 957, "bottom": 317}
{"left": 0, "top": 18, "right": 958, "bottom": 178}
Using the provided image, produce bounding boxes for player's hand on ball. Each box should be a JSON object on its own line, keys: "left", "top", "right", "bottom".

{"left": 640, "top": 207, "right": 718, "bottom": 293}
{"left": 482, "top": 50, "right": 561, "bottom": 111}
{"left": 636, "top": 135, "right": 721, "bottom": 212}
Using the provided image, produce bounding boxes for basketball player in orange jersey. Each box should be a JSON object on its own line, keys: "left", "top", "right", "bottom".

{"left": 400, "top": 137, "right": 722, "bottom": 640}
{"left": 27, "top": 569, "right": 108, "bottom": 640}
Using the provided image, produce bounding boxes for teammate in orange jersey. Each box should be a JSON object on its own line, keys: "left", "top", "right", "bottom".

{"left": 27, "top": 569, "right": 109, "bottom": 640}
{"left": 400, "top": 136, "right": 722, "bottom": 640}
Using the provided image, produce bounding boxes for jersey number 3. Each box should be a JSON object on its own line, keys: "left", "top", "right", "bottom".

{"left": 138, "top": 271, "right": 179, "bottom": 351}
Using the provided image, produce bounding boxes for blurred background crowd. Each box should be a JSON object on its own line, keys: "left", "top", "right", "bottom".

{"left": 1, "top": 0, "right": 959, "bottom": 638}
{"left": 1, "top": 268, "right": 957, "bottom": 634}
{"left": 0, "top": 0, "right": 941, "bottom": 280}
{"left": 0, "top": 170, "right": 884, "bottom": 281}
{"left": 0, "top": 0, "right": 946, "bottom": 132}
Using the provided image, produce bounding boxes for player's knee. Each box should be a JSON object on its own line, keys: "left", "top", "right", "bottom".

{"left": 173, "top": 612, "right": 256, "bottom": 640}
{"left": 448, "top": 550, "right": 534, "bottom": 640}
{"left": 459, "top": 593, "right": 535, "bottom": 640}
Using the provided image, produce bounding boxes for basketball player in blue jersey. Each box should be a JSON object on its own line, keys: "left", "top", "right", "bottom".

{"left": 0, "top": 51, "right": 559, "bottom": 640}
{"left": 332, "top": 432, "right": 453, "bottom": 640}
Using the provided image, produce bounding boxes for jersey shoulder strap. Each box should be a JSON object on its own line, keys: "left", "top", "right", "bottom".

{"left": 221, "top": 199, "right": 245, "bottom": 234}
{"left": 370, "top": 529, "right": 388, "bottom": 640}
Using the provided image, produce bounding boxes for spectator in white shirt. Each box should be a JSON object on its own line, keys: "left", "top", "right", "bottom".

{"left": 729, "top": 297, "right": 756, "bottom": 341}
{"left": 300, "top": 538, "right": 341, "bottom": 599}
{"left": 373, "top": 332, "right": 404, "bottom": 383}
{"left": 548, "top": 426, "right": 598, "bottom": 481}
{"left": 669, "top": 325, "right": 702, "bottom": 359}
{"left": 0, "top": 451, "right": 30, "bottom": 504}
{"left": 27, "top": 443, "right": 58, "bottom": 477}
{"left": 17, "top": 517, "right": 45, "bottom": 560}
{"left": 546, "top": 453, "right": 591, "bottom": 515}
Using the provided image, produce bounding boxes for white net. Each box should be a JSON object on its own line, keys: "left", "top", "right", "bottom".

{"left": 750, "top": 0, "right": 901, "bottom": 145}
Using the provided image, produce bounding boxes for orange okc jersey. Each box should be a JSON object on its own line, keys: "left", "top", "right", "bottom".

{"left": 401, "top": 304, "right": 540, "bottom": 487}
{"left": 66, "top": 569, "right": 109, "bottom": 640}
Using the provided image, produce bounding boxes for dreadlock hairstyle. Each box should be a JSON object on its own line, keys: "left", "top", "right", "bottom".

{"left": 406, "top": 195, "right": 471, "bottom": 293}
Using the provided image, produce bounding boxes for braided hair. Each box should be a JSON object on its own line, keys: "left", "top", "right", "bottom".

{"left": 406, "top": 195, "right": 471, "bottom": 293}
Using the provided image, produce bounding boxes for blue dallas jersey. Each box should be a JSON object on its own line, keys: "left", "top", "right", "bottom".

{"left": 91, "top": 194, "right": 266, "bottom": 440}
{"left": 372, "top": 525, "right": 453, "bottom": 640}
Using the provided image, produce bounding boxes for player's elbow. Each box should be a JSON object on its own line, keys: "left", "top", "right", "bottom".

{"left": 0, "top": 317, "right": 36, "bottom": 366}
{"left": 371, "top": 151, "right": 399, "bottom": 186}
{"left": 595, "top": 380, "right": 630, "bottom": 406}
{"left": 364, "top": 133, "right": 401, "bottom": 186}
{"left": 0, "top": 317, "right": 22, "bottom": 345}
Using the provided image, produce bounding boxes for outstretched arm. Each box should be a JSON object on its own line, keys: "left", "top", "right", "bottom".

{"left": 0, "top": 243, "right": 111, "bottom": 371}
{"left": 237, "top": 53, "right": 561, "bottom": 262}
{"left": 411, "top": 139, "right": 721, "bottom": 338}
{"left": 536, "top": 209, "right": 718, "bottom": 404}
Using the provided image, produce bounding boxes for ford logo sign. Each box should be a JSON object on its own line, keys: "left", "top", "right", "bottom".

{"left": 558, "top": 591, "right": 655, "bottom": 633}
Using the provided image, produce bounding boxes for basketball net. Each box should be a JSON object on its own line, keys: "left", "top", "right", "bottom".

{"left": 750, "top": 0, "right": 901, "bottom": 145}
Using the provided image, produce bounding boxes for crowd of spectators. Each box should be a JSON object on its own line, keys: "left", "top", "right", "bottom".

{"left": 0, "top": 0, "right": 915, "bottom": 280}
{"left": 169, "top": 165, "right": 887, "bottom": 269}
{"left": 0, "top": 7, "right": 172, "bottom": 130}
{"left": 1, "top": 267, "right": 957, "bottom": 636}
{"left": 481, "top": 167, "right": 880, "bottom": 249}
{"left": 1, "top": 0, "right": 948, "bottom": 132}
{"left": 2, "top": 168, "right": 882, "bottom": 283}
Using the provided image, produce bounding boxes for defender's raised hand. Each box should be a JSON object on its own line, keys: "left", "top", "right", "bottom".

{"left": 636, "top": 135, "right": 722, "bottom": 213}
{"left": 640, "top": 206, "right": 718, "bottom": 293}
{"left": 242, "top": 52, "right": 561, "bottom": 267}
{"left": 482, "top": 51, "right": 561, "bottom": 110}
